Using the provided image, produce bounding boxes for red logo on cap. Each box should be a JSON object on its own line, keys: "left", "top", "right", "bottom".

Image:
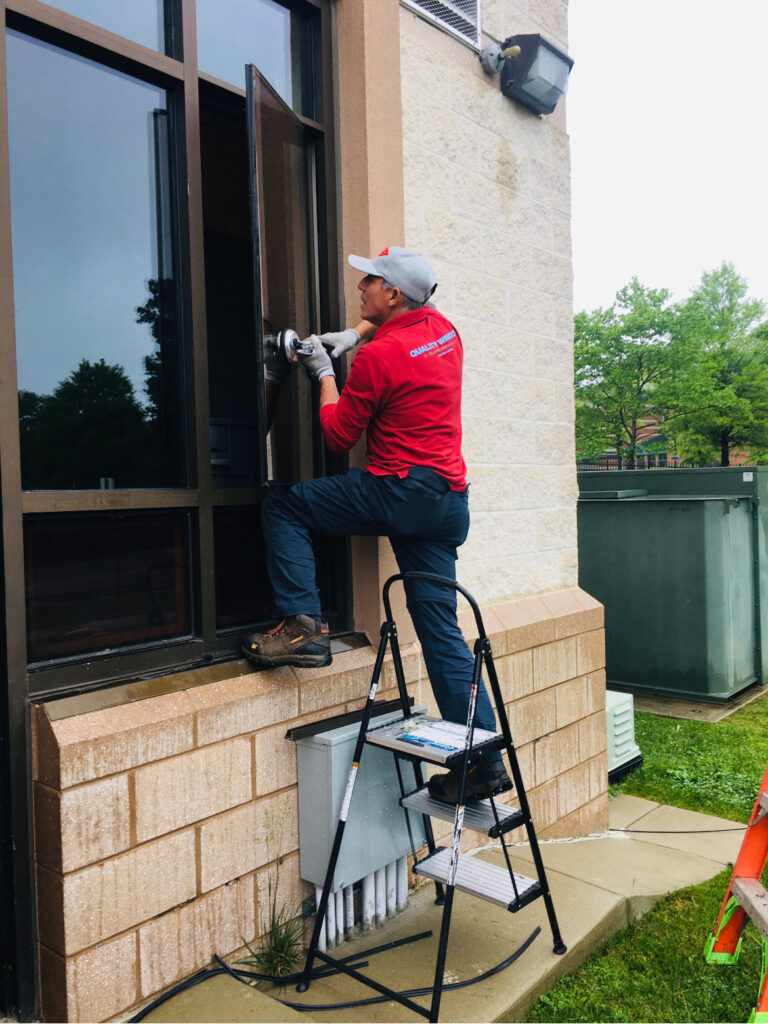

{"left": 377, "top": 247, "right": 390, "bottom": 256}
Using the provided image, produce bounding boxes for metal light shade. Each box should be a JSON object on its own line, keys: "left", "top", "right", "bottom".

{"left": 500, "top": 33, "right": 573, "bottom": 116}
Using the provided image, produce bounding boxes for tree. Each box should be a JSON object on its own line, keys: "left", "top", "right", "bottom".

{"left": 574, "top": 279, "right": 677, "bottom": 467}
{"left": 21, "top": 359, "right": 150, "bottom": 488}
{"left": 666, "top": 263, "right": 768, "bottom": 466}
{"left": 136, "top": 277, "right": 176, "bottom": 422}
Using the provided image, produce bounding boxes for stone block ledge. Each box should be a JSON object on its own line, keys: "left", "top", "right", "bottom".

{"left": 32, "top": 588, "right": 603, "bottom": 791}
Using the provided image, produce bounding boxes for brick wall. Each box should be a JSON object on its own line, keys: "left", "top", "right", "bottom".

{"left": 399, "top": 0, "right": 577, "bottom": 602}
{"left": 32, "top": 588, "right": 605, "bottom": 1022}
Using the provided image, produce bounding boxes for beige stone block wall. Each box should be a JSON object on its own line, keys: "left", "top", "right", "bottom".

{"left": 32, "top": 589, "right": 606, "bottom": 1022}
{"left": 31, "top": 642, "right": 421, "bottom": 1023}
{"left": 399, "top": 0, "right": 576, "bottom": 603}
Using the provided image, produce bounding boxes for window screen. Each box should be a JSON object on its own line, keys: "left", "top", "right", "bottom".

{"left": 401, "top": 0, "right": 480, "bottom": 49}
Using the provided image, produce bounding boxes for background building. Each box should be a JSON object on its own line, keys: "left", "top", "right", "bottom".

{"left": 0, "top": 0, "right": 605, "bottom": 1019}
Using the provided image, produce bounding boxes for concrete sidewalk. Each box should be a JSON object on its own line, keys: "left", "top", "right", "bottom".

{"left": 140, "top": 795, "right": 745, "bottom": 1023}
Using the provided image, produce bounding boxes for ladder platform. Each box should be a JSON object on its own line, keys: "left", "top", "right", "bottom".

{"left": 401, "top": 788, "right": 524, "bottom": 838}
{"left": 413, "top": 847, "right": 541, "bottom": 912}
{"left": 365, "top": 714, "right": 504, "bottom": 766}
{"left": 733, "top": 877, "right": 768, "bottom": 941}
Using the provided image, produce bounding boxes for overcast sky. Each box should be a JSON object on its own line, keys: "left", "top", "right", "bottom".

{"left": 566, "top": 0, "right": 768, "bottom": 315}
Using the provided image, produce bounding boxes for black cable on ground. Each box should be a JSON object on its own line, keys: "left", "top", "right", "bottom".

{"left": 128, "top": 928, "right": 432, "bottom": 1021}
{"left": 236, "top": 924, "right": 542, "bottom": 1014}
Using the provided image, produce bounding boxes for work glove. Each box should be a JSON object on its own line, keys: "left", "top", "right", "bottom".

{"left": 298, "top": 334, "right": 336, "bottom": 381}
{"left": 264, "top": 342, "right": 289, "bottom": 385}
{"left": 315, "top": 328, "right": 361, "bottom": 359}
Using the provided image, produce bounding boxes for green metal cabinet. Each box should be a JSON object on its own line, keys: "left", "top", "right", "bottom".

{"left": 578, "top": 468, "right": 768, "bottom": 702}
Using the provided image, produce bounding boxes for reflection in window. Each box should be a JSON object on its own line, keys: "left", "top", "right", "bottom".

{"left": 36, "top": 0, "right": 168, "bottom": 53}
{"left": 197, "top": 0, "right": 316, "bottom": 118}
{"left": 6, "top": 31, "right": 184, "bottom": 490}
{"left": 24, "top": 513, "right": 191, "bottom": 661}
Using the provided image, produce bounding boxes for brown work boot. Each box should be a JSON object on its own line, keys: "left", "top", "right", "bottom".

{"left": 241, "top": 615, "right": 331, "bottom": 668}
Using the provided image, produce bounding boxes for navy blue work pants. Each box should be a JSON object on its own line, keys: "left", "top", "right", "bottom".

{"left": 261, "top": 466, "right": 498, "bottom": 743}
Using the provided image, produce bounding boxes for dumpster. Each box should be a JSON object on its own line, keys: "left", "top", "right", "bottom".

{"left": 578, "top": 467, "right": 768, "bottom": 702}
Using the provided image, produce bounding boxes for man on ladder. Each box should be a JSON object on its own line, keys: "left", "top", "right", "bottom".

{"left": 242, "top": 245, "right": 509, "bottom": 804}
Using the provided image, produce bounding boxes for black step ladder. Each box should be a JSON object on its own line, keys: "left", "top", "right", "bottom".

{"left": 296, "top": 572, "right": 566, "bottom": 1021}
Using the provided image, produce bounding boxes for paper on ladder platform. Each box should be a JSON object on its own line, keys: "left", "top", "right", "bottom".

{"left": 366, "top": 714, "right": 501, "bottom": 764}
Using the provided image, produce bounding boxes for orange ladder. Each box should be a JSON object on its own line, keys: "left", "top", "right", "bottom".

{"left": 705, "top": 764, "right": 768, "bottom": 1022}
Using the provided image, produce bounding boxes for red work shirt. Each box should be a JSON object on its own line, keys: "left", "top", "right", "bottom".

{"left": 319, "top": 307, "right": 467, "bottom": 491}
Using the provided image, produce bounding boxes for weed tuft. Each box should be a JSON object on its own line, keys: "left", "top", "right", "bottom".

{"left": 237, "top": 801, "right": 304, "bottom": 984}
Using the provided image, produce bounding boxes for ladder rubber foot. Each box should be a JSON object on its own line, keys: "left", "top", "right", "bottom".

{"left": 296, "top": 981, "right": 309, "bottom": 993}
{"left": 553, "top": 941, "right": 567, "bottom": 955}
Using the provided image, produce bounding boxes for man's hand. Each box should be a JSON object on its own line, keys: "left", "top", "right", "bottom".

{"left": 298, "top": 335, "right": 336, "bottom": 381}
{"left": 264, "top": 344, "right": 289, "bottom": 385}
{"left": 315, "top": 328, "right": 361, "bottom": 358}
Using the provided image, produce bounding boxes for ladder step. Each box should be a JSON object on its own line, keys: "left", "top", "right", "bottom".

{"left": 365, "top": 714, "right": 504, "bottom": 766}
{"left": 413, "top": 848, "right": 541, "bottom": 911}
{"left": 733, "top": 877, "right": 768, "bottom": 941}
{"left": 401, "top": 788, "right": 524, "bottom": 838}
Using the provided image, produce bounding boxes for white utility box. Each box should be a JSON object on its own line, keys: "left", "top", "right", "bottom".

{"left": 295, "top": 708, "right": 428, "bottom": 890}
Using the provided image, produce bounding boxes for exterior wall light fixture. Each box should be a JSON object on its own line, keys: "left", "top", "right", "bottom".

{"left": 480, "top": 33, "right": 574, "bottom": 116}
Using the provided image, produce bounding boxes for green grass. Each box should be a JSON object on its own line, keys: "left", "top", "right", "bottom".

{"left": 527, "top": 870, "right": 764, "bottom": 1023}
{"left": 525, "top": 692, "right": 768, "bottom": 1023}
{"left": 616, "top": 695, "right": 768, "bottom": 823}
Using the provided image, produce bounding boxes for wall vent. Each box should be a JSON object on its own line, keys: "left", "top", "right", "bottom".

{"left": 401, "top": 0, "right": 481, "bottom": 50}
{"left": 606, "top": 689, "right": 643, "bottom": 781}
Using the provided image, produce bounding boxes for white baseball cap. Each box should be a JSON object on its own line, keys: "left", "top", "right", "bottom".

{"left": 348, "top": 246, "right": 437, "bottom": 305}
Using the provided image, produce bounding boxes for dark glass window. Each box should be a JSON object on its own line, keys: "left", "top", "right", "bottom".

{"left": 201, "top": 77, "right": 314, "bottom": 490}
{"left": 196, "top": 0, "right": 317, "bottom": 118}
{"left": 7, "top": 31, "right": 184, "bottom": 490}
{"left": 24, "top": 513, "right": 192, "bottom": 662}
{"left": 213, "top": 508, "right": 271, "bottom": 629}
{"left": 39, "top": 0, "right": 169, "bottom": 53}
{"left": 200, "top": 90, "right": 262, "bottom": 490}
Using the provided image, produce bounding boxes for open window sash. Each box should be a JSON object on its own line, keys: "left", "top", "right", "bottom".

{"left": 246, "top": 63, "right": 317, "bottom": 487}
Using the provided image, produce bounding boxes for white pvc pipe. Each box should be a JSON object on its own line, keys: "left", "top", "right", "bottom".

{"left": 326, "top": 885, "right": 336, "bottom": 948}
{"left": 362, "top": 873, "right": 375, "bottom": 931}
{"left": 375, "top": 866, "right": 386, "bottom": 924}
{"left": 315, "top": 886, "right": 326, "bottom": 953}
{"left": 335, "top": 889, "right": 344, "bottom": 945}
{"left": 386, "top": 860, "right": 397, "bottom": 917}
{"left": 344, "top": 885, "right": 355, "bottom": 938}
{"left": 396, "top": 856, "right": 408, "bottom": 911}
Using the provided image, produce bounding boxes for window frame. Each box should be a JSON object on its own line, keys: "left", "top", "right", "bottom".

{"left": 0, "top": 4, "right": 341, "bottom": 1017}
{"left": 0, "top": 0, "right": 343, "bottom": 702}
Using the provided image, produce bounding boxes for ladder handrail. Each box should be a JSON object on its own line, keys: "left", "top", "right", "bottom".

{"left": 382, "top": 571, "right": 487, "bottom": 639}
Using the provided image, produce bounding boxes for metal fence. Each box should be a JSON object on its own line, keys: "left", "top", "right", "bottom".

{"left": 577, "top": 457, "right": 752, "bottom": 471}
{"left": 577, "top": 454, "right": 672, "bottom": 471}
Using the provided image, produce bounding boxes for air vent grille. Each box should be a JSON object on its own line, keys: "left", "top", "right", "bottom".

{"left": 401, "top": 0, "right": 481, "bottom": 49}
